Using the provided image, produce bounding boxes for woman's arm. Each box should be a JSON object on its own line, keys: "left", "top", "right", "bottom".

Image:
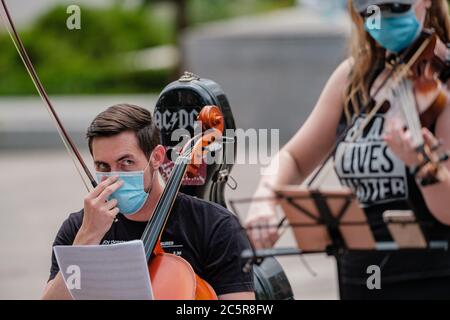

{"left": 384, "top": 95, "right": 450, "bottom": 225}
{"left": 245, "top": 59, "right": 352, "bottom": 248}
{"left": 415, "top": 103, "right": 450, "bottom": 225}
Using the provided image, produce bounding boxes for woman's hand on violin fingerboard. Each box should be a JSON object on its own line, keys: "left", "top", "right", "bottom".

{"left": 383, "top": 117, "right": 425, "bottom": 168}
{"left": 75, "top": 176, "right": 123, "bottom": 245}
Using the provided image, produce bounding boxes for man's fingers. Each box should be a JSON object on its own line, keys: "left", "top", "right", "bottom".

{"left": 109, "top": 207, "right": 120, "bottom": 218}
{"left": 89, "top": 176, "right": 119, "bottom": 199}
{"left": 105, "top": 199, "right": 118, "bottom": 210}
{"left": 97, "top": 180, "right": 124, "bottom": 202}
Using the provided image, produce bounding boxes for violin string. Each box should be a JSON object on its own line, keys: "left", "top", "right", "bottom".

{"left": 0, "top": 0, "right": 96, "bottom": 191}
{"left": 405, "top": 81, "right": 424, "bottom": 147}
{"left": 394, "top": 74, "right": 423, "bottom": 150}
{"left": 349, "top": 37, "right": 431, "bottom": 145}
{"left": 403, "top": 86, "right": 416, "bottom": 142}
{"left": 307, "top": 37, "right": 432, "bottom": 189}
{"left": 307, "top": 59, "right": 404, "bottom": 188}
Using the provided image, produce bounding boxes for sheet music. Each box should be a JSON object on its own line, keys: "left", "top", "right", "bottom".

{"left": 54, "top": 240, "right": 153, "bottom": 300}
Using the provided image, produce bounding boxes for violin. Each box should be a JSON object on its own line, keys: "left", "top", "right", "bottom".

{"left": 141, "top": 105, "right": 224, "bottom": 300}
{"left": 355, "top": 29, "right": 450, "bottom": 186}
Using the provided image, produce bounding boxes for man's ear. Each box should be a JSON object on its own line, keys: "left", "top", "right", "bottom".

{"left": 150, "top": 145, "right": 166, "bottom": 169}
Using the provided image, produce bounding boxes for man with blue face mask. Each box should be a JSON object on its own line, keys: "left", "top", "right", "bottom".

{"left": 42, "top": 104, "right": 255, "bottom": 300}
{"left": 354, "top": 0, "right": 422, "bottom": 53}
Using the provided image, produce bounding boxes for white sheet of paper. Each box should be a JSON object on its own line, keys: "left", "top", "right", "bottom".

{"left": 54, "top": 240, "right": 153, "bottom": 300}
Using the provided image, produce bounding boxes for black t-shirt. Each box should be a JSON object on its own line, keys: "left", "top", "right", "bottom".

{"left": 334, "top": 112, "right": 450, "bottom": 285}
{"left": 49, "top": 193, "right": 254, "bottom": 296}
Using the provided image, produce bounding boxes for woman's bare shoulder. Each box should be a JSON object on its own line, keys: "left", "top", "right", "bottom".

{"left": 317, "top": 58, "right": 353, "bottom": 108}
{"left": 330, "top": 58, "right": 353, "bottom": 84}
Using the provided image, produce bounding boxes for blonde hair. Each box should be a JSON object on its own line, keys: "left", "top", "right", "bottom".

{"left": 345, "top": 0, "right": 450, "bottom": 122}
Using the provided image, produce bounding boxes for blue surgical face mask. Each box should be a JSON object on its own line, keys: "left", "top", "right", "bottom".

{"left": 365, "top": 8, "right": 421, "bottom": 53}
{"left": 96, "top": 161, "right": 154, "bottom": 216}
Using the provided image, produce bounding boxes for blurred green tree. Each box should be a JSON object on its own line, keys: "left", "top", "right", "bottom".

{"left": 0, "top": 5, "right": 174, "bottom": 95}
{"left": 0, "top": 0, "right": 296, "bottom": 95}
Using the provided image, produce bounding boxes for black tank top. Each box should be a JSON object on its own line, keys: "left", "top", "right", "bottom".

{"left": 334, "top": 75, "right": 450, "bottom": 285}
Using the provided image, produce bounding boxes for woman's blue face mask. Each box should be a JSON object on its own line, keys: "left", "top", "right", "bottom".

{"left": 96, "top": 159, "right": 154, "bottom": 216}
{"left": 365, "top": 8, "right": 422, "bottom": 53}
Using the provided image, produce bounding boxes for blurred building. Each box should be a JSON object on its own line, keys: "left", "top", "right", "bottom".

{"left": 0, "top": 5, "right": 351, "bottom": 149}
{"left": 184, "top": 6, "right": 351, "bottom": 144}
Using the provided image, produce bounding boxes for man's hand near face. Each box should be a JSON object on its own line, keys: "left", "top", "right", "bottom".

{"left": 42, "top": 176, "right": 123, "bottom": 300}
{"left": 74, "top": 176, "right": 123, "bottom": 245}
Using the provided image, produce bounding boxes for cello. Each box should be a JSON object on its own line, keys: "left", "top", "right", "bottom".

{"left": 0, "top": 1, "right": 220, "bottom": 300}
{"left": 143, "top": 105, "right": 223, "bottom": 300}
{"left": 155, "top": 73, "right": 294, "bottom": 300}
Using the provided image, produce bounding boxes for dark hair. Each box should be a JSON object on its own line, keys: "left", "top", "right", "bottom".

{"left": 86, "top": 104, "right": 161, "bottom": 158}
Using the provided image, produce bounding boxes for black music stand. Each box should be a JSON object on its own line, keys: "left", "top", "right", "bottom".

{"left": 231, "top": 185, "right": 449, "bottom": 263}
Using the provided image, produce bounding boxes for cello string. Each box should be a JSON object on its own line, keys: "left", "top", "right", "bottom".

{"left": 141, "top": 164, "right": 177, "bottom": 253}
{"left": 142, "top": 131, "right": 216, "bottom": 257}
{"left": 142, "top": 155, "right": 190, "bottom": 258}
{"left": 0, "top": 0, "right": 96, "bottom": 191}
{"left": 141, "top": 142, "right": 194, "bottom": 257}
{"left": 141, "top": 142, "right": 192, "bottom": 247}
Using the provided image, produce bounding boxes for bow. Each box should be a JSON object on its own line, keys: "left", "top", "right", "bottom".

{"left": 0, "top": 0, "right": 96, "bottom": 191}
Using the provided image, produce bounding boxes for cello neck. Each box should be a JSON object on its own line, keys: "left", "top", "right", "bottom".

{"left": 140, "top": 105, "right": 224, "bottom": 261}
{"left": 141, "top": 149, "right": 191, "bottom": 261}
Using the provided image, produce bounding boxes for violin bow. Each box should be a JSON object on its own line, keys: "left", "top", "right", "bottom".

{"left": 266, "top": 34, "right": 433, "bottom": 235}
{"left": 305, "top": 34, "right": 433, "bottom": 189}
{"left": 0, "top": 0, "right": 97, "bottom": 191}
